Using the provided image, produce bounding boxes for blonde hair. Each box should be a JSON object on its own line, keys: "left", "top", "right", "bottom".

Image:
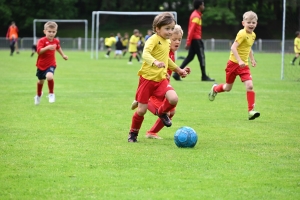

{"left": 44, "top": 21, "right": 58, "bottom": 30}
{"left": 243, "top": 11, "right": 258, "bottom": 21}
{"left": 173, "top": 24, "right": 183, "bottom": 36}
{"left": 152, "top": 12, "right": 176, "bottom": 33}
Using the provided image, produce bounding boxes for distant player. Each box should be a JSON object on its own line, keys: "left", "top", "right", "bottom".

{"left": 208, "top": 11, "right": 260, "bottom": 120}
{"left": 34, "top": 21, "right": 68, "bottom": 105}
{"left": 104, "top": 33, "right": 116, "bottom": 58}
{"left": 122, "top": 32, "right": 129, "bottom": 56}
{"left": 114, "top": 36, "right": 123, "bottom": 59}
{"left": 31, "top": 44, "right": 37, "bottom": 57}
{"left": 6, "top": 21, "right": 19, "bottom": 56}
{"left": 291, "top": 31, "right": 300, "bottom": 65}
{"left": 127, "top": 29, "right": 141, "bottom": 64}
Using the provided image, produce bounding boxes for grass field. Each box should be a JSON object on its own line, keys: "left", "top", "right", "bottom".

{"left": 0, "top": 50, "right": 299, "bottom": 199}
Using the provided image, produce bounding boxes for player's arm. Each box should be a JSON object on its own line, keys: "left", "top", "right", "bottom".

{"left": 57, "top": 48, "right": 68, "bottom": 60}
{"left": 249, "top": 49, "right": 256, "bottom": 67}
{"left": 231, "top": 41, "right": 245, "bottom": 67}
{"left": 6, "top": 26, "right": 10, "bottom": 39}
{"left": 186, "top": 18, "right": 197, "bottom": 49}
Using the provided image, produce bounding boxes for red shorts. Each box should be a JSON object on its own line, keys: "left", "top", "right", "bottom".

{"left": 135, "top": 76, "right": 169, "bottom": 104}
{"left": 148, "top": 83, "right": 175, "bottom": 112}
{"left": 225, "top": 60, "right": 252, "bottom": 84}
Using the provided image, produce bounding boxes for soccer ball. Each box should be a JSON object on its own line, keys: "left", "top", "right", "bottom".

{"left": 174, "top": 126, "right": 198, "bottom": 148}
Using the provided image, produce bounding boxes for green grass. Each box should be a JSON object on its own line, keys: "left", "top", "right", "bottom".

{"left": 0, "top": 50, "right": 299, "bottom": 199}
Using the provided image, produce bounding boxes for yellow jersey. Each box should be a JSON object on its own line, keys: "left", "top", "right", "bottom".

{"left": 104, "top": 36, "right": 116, "bottom": 47}
{"left": 138, "top": 34, "right": 177, "bottom": 82}
{"left": 294, "top": 37, "right": 300, "bottom": 53}
{"left": 128, "top": 35, "right": 139, "bottom": 52}
{"left": 229, "top": 28, "right": 256, "bottom": 64}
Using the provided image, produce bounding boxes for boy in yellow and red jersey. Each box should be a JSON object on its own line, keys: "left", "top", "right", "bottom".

{"left": 208, "top": 11, "right": 260, "bottom": 120}
{"left": 127, "top": 13, "right": 189, "bottom": 143}
{"left": 131, "top": 25, "right": 191, "bottom": 139}
{"left": 291, "top": 31, "right": 300, "bottom": 65}
{"left": 6, "top": 21, "right": 19, "bottom": 56}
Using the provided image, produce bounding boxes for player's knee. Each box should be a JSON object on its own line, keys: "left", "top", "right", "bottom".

{"left": 46, "top": 73, "right": 54, "bottom": 80}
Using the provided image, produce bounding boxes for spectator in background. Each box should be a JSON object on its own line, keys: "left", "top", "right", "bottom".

{"left": 145, "top": 29, "right": 153, "bottom": 41}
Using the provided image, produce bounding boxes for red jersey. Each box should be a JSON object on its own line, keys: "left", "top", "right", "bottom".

{"left": 186, "top": 10, "right": 202, "bottom": 46}
{"left": 36, "top": 37, "right": 61, "bottom": 70}
{"left": 167, "top": 51, "right": 175, "bottom": 77}
{"left": 6, "top": 25, "right": 19, "bottom": 39}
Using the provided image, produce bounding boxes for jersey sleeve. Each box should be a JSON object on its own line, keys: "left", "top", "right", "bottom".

{"left": 186, "top": 17, "right": 198, "bottom": 46}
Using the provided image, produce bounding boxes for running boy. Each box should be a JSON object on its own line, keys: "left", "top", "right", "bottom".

{"left": 208, "top": 11, "right": 260, "bottom": 120}
{"left": 34, "top": 21, "right": 68, "bottom": 105}
{"left": 291, "top": 31, "right": 300, "bottom": 65}
{"left": 131, "top": 25, "right": 190, "bottom": 139}
{"left": 6, "top": 21, "right": 19, "bottom": 56}
{"left": 128, "top": 13, "right": 188, "bottom": 142}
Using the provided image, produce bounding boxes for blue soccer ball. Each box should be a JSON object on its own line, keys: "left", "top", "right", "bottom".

{"left": 174, "top": 126, "right": 198, "bottom": 148}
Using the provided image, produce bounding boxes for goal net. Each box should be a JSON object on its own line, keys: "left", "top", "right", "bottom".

{"left": 33, "top": 19, "right": 88, "bottom": 52}
{"left": 90, "top": 11, "right": 177, "bottom": 59}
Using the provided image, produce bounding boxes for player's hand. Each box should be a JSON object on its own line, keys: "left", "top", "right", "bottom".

{"left": 153, "top": 60, "right": 165, "bottom": 68}
{"left": 238, "top": 60, "right": 245, "bottom": 67}
{"left": 48, "top": 44, "right": 57, "bottom": 50}
{"left": 178, "top": 69, "right": 187, "bottom": 78}
{"left": 251, "top": 59, "right": 257, "bottom": 67}
{"left": 62, "top": 55, "right": 68, "bottom": 60}
{"left": 185, "top": 45, "right": 190, "bottom": 50}
{"left": 184, "top": 67, "right": 191, "bottom": 74}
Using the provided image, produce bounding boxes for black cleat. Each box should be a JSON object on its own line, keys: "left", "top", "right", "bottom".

{"left": 201, "top": 76, "right": 215, "bottom": 81}
{"left": 172, "top": 72, "right": 182, "bottom": 81}
{"left": 156, "top": 110, "right": 172, "bottom": 127}
{"left": 128, "top": 132, "right": 138, "bottom": 142}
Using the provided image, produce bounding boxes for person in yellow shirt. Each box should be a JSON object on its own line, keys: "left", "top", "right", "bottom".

{"left": 208, "top": 11, "right": 260, "bottom": 120}
{"left": 127, "top": 12, "right": 189, "bottom": 143}
{"left": 122, "top": 32, "right": 129, "bottom": 56}
{"left": 104, "top": 33, "right": 116, "bottom": 58}
{"left": 291, "top": 31, "right": 300, "bottom": 65}
{"left": 128, "top": 29, "right": 141, "bottom": 64}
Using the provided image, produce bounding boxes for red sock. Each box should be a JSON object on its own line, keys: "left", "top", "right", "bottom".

{"left": 158, "top": 99, "right": 176, "bottom": 115}
{"left": 214, "top": 84, "right": 225, "bottom": 93}
{"left": 149, "top": 113, "right": 174, "bottom": 133}
{"left": 147, "top": 100, "right": 157, "bottom": 115}
{"left": 247, "top": 91, "right": 255, "bottom": 111}
{"left": 130, "top": 112, "right": 144, "bottom": 134}
{"left": 37, "top": 82, "right": 43, "bottom": 96}
{"left": 48, "top": 79, "right": 54, "bottom": 94}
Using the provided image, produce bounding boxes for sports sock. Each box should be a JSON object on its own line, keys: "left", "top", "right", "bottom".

{"left": 149, "top": 113, "right": 174, "bottom": 134}
{"left": 136, "top": 55, "right": 140, "bottom": 62}
{"left": 37, "top": 82, "right": 43, "bottom": 96}
{"left": 48, "top": 79, "right": 54, "bottom": 94}
{"left": 247, "top": 91, "right": 255, "bottom": 111}
{"left": 158, "top": 99, "right": 176, "bottom": 115}
{"left": 147, "top": 100, "right": 157, "bottom": 115}
{"left": 214, "top": 84, "right": 225, "bottom": 93}
{"left": 292, "top": 57, "right": 297, "bottom": 63}
{"left": 129, "top": 56, "right": 132, "bottom": 62}
{"left": 130, "top": 112, "right": 144, "bottom": 133}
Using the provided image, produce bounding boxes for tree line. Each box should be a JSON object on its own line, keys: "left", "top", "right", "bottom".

{"left": 1, "top": 0, "right": 299, "bottom": 39}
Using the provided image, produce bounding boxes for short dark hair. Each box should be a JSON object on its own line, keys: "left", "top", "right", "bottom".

{"left": 296, "top": 31, "right": 300, "bottom": 36}
{"left": 194, "top": 0, "right": 204, "bottom": 10}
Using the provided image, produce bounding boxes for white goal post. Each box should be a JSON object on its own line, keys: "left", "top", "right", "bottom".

{"left": 91, "top": 11, "right": 177, "bottom": 59}
{"left": 33, "top": 19, "right": 88, "bottom": 52}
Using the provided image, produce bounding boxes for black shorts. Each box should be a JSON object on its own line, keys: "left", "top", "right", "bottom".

{"left": 36, "top": 66, "right": 56, "bottom": 80}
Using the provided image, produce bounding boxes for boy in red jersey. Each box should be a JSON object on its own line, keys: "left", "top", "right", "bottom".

{"left": 6, "top": 21, "right": 19, "bottom": 56}
{"left": 208, "top": 11, "right": 260, "bottom": 120}
{"left": 34, "top": 21, "right": 68, "bottom": 105}
{"left": 131, "top": 25, "right": 191, "bottom": 139}
{"left": 127, "top": 13, "right": 188, "bottom": 143}
{"left": 173, "top": 0, "right": 214, "bottom": 82}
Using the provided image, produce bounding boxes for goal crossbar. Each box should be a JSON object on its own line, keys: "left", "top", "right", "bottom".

{"left": 91, "top": 11, "right": 177, "bottom": 59}
{"left": 33, "top": 19, "right": 88, "bottom": 52}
